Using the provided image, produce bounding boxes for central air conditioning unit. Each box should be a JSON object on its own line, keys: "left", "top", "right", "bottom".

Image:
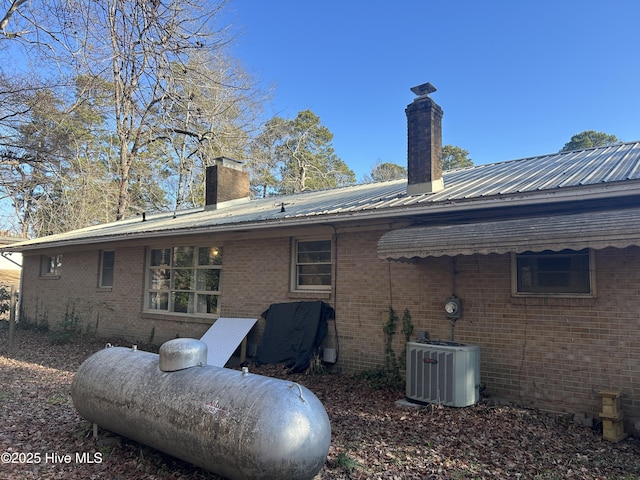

{"left": 406, "top": 340, "right": 480, "bottom": 407}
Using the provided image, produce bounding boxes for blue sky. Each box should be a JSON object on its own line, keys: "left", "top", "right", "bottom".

{"left": 226, "top": 0, "right": 640, "bottom": 181}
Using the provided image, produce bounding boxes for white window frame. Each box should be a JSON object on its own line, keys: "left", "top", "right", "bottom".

{"left": 41, "top": 254, "right": 62, "bottom": 277}
{"left": 291, "top": 238, "right": 332, "bottom": 292}
{"left": 99, "top": 250, "right": 115, "bottom": 288}
{"left": 511, "top": 249, "right": 595, "bottom": 297}
{"left": 145, "top": 245, "right": 222, "bottom": 317}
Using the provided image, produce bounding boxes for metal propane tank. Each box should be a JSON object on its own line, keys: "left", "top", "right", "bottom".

{"left": 71, "top": 339, "right": 331, "bottom": 480}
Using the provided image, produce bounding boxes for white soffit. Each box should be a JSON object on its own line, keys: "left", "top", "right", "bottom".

{"left": 377, "top": 208, "right": 640, "bottom": 260}
{"left": 200, "top": 317, "right": 258, "bottom": 367}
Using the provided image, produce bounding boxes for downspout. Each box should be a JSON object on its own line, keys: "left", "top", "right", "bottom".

{"left": 451, "top": 255, "right": 457, "bottom": 296}
{"left": 1, "top": 251, "right": 22, "bottom": 268}
{"left": 323, "top": 224, "right": 340, "bottom": 364}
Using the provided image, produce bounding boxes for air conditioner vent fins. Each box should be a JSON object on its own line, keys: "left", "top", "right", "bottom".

{"left": 406, "top": 341, "right": 480, "bottom": 407}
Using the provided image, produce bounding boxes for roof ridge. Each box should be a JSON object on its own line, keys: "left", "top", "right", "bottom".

{"left": 453, "top": 140, "right": 640, "bottom": 172}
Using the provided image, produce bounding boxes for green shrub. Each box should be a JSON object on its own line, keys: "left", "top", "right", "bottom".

{"left": 49, "top": 307, "right": 82, "bottom": 345}
{"left": 354, "top": 367, "right": 404, "bottom": 391}
{"left": 335, "top": 452, "right": 360, "bottom": 473}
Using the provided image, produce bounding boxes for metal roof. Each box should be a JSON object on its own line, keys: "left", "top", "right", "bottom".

{"left": 378, "top": 207, "right": 640, "bottom": 260}
{"left": 8, "top": 141, "right": 640, "bottom": 251}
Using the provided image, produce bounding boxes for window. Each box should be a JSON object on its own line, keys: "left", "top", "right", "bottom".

{"left": 41, "top": 254, "right": 62, "bottom": 276}
{"left": 99, "top": 251, "right": 115, "bottom": 287}
{"left": 513, "top": 249, "right": 594, "bottom": 296}
{"left": 293, "top": 239, "right": 332, "bottom": 291}
{"left": 146, "top": 246, "right": 222, "bottom": 316}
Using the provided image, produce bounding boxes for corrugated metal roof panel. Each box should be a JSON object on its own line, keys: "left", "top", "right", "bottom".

{"left": 200, "top": 317, "right": 258, "bottom": 367}
{"left": 377, "top": 207, "right": 640, "bottom": 259}
{"left": 8, "top": 141, "right": 640, "bottom": 250}
{"left": 437, "top": 142, "right": 640, "bottom": 197}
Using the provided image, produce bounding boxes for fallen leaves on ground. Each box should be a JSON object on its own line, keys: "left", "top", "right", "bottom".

{"left": 1, "top": 327, "right": 639, "bottom": 479}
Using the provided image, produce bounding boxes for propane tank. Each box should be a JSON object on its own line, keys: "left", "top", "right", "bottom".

{"left": 71, "top": 339, "right": 331, "bottom": 480}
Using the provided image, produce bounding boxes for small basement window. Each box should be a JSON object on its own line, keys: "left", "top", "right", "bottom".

{"left": 512, "top": 249, "right": 594, "bottom": 296}
{"left": 292, "top": 239, "right": 332, "bottom": 291}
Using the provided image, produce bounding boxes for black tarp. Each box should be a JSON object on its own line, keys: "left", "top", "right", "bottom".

{"left": 255, "top": 301, "right": 333, "bottom": 373}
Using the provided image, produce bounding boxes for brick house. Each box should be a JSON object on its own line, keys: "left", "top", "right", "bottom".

{"left": 6, "top": 84, "right": 640, "bottom": 434}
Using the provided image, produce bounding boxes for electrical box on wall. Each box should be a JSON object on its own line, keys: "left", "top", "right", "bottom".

{"left": 444, "top": 295, "right": 462, "bottom": 319}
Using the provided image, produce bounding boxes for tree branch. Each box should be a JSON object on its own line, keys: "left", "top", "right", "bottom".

{"left": 0, "top": 0, "right": 28, "bottom": 34}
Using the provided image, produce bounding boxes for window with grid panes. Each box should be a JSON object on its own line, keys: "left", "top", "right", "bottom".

{"left": 146, "top": 246, "right": 222, "bottom": 315}
{"left": 293, "top": 239, "right": 331, "bottom": 291}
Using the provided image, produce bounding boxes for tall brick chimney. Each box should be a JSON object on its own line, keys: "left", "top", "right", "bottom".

{"left": 205, "top": 157, "right": 250, "bottom": 210}
{"left": 406, "top": 82, "right": 444, "bottom": 195}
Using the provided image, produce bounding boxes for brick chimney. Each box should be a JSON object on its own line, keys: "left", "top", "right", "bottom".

{"left": 406, "top": 82, "right": 444, "bottom": 195}
{"left": 205, "top": 157, "right": 250, "bottom": 210}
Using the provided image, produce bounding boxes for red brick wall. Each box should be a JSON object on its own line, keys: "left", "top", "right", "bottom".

{"left": 18, "top": 232, "right": 640, "bottom": 433}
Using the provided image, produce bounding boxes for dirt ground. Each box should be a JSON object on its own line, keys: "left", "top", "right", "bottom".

{"left": 1, "top": 325, "right": 639, "bottom": 479}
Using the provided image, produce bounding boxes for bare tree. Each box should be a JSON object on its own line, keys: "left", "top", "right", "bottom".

{"left": 55, "top": 0, "right": 234, "bottom": 219}
{"left": 160, "top": 49, "right": 266, "bottom": 210}
{"left": 0, "top": 0, "right": 27, "bottom": 37}
{"left": 0, "top": 0, "right": 72, "bottom": 54}
{"left": 0, "top": 0, "right": 265, "bottom": 232}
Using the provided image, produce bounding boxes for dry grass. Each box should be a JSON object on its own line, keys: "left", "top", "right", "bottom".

{"left": 0, "top": 270, "right": 21, "bottom": 287}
